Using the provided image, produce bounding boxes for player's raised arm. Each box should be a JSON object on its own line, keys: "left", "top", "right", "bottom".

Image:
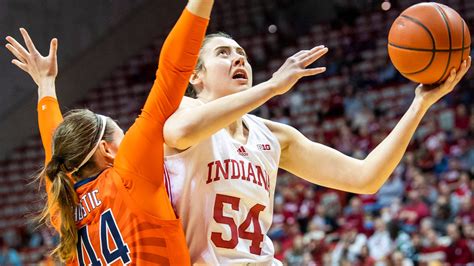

{"left": 144, "top": 0, "right": 212, "bottom": 124}
{"left": 270, "top": 57, "right": 471, "bottom": 194}
{"left": 114, "top": 1, "right": 211, "bottom": 185}
{"left": 164, "top": 45, "right": 328, "bottom": 150}
{"left": 5, "top": 28, "right": 63, "bottom": 229}
{"left": 6, "top": 28, "right": 62, "bottom": 162}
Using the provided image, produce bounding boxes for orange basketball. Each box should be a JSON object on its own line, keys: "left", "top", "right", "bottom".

{"left": 388, "top": 2, "right": 470, "bottom": 85}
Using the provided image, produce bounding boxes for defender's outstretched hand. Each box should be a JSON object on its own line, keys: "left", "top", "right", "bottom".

{"left": 6, "top": 28, "right": 58, "bottom": 87}
{"left": 415, "top": 56, "right": 471, "bottom": 109}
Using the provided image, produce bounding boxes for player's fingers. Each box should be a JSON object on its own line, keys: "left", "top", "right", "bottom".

{"left": 5, "top": 43, "right": 27, "bottom": 63}
{"left": 12, "top": 59, "right": 28, "bottom": 73}
{"left": 460, "top": 57, "right": 471, "bottom": 76}
{"left": 49, "top": 38, "right": 58, "bottom": 59}
{"left": 300, "top": 67, "right": 326, "bottom": 77}
{"left": 300, "top": 47, "right": 328, "bottom": 67}
{"left": 448, "top": 68, "right": 456, "bottom": 83}
{"left": 19, "top": 28, "right": 38, "bottom": 55}
{"left": 294, "top": 45, "right": 324, "bottom": 60}
{"left": 5, "top": 36, "right": 29, "bottom": 58}
{"left": 453, "top": 58, "right": 470, "bottom": 84}
{"left": 291, "top": 50, "right": 310, "bottom": 61}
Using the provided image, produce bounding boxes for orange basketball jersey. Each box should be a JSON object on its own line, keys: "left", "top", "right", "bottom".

{"left": 71, "top": 168, "right": 189, "bottom": 265}
{"left": 37, "top": 7, "right": 208, "bottom": 265}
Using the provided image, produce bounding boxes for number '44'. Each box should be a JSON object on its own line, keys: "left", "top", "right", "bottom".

{"left": 77, "top": 209, "right": 131, "bottom": 265}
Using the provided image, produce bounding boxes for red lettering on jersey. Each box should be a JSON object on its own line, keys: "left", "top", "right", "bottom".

{"left": 230, "top": 160, "right": 241, "bottom": 179}
{"left": 206, "top": 160, "right": 271, "bottom": 193}
{"left": 239, "top": 160, "right": 248, "bottom": 181}
{"left": 255, "top": 166, "right": 264, "bottom": 187}
{"left": 247, "top": 163, "right": 257, "bottom": 184}
{"left": 206, "top": 162, "right": 214, "bottom": 184}
{"left": 214, "top": 160, "right": 229, "bottom": 181}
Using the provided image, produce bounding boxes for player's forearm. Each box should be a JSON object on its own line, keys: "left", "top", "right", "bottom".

{"left": 37, "top": 78, "right": 57, "bottom": 102}
{"left": 360, "top": 97, "right": 428, "bottom": 193}
{"left": 165, "top": 81, "right": 277, "bottom": 149}
{"left": 186, "top": 0, "right": 213, "bottom": 19}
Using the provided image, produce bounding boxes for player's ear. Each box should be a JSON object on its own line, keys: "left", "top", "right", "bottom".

{"left": 189, "top": 71, "right": 201, "bottom": 85}
{"left": 98, "top": 140, "right": 115, "bottom": 162}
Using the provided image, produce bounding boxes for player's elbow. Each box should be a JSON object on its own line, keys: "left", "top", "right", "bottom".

{"left": 360, "top": 184, "right": 380, "bottom": 195}
{"left": 164, "top": 122, "right": 195, "bottom": 150}
{"left": 357, "top": 175, "right": 384, "bottom": 195}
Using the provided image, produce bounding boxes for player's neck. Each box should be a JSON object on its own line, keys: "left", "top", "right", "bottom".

{"left": 226, "top": 118, "right": 249, "bottom": 144}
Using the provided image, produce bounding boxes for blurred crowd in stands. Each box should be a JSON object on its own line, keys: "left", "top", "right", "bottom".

{"left": 1, "top": 0, "right": 473, "bottom": 264}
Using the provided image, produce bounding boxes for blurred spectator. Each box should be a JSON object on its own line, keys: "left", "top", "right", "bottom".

{"left": 0, "top": 238, "right": 21, "bottom": 266}
{"left": 444, "top": 223, "right": 473, "bottom": 265}
{"left": 418, "top": 229, "right": 445, "bottom": 264}
{"left": 376, "top": 171, "right": 404, "bottom": 208}
{"left": 343, "top": 197, "right": 364, "bottom": 233}
{"left": 355, "top": 245, "right": 376, "bottom": 266}
{"left": 389, "top": 251, "right": 414, "bottom": 266}
{"left": 367, "top": 218, "right": 392, "bottom": 264}
{"left": 431, "top": 196, "right": 454, "bottom": 235}
{"left": 398, "top": 189, "right": 430, "bottom": 233}
{"left": 284, "top": 234, "right": 305, "bottom": 266}
{"left": 331, "top": 224, "right": 367, "bottom": 265}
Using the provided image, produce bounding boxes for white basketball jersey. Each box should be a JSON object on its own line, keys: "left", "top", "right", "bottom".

{"left": 164, "top": 114, "right": 281, "bottom": 265}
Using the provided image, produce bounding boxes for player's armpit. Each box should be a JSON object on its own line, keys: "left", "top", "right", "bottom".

{"left": 262, "top": 119, "right": 367, "bottom": 194}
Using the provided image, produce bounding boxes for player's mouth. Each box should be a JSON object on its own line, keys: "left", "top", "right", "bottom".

{"left": 231, "top": 68, "right": 248, "bottom": 82}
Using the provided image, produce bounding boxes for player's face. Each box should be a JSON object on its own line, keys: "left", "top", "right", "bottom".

{"left": 197, "top": 37, "right": 253, "bottom": 98}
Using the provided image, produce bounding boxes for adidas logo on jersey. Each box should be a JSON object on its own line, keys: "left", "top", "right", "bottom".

{"left": 257, "top": 144, "right": 271, "bottom": 151}
{"left": 237, "top": 146, "right": 248, "bottom": 156}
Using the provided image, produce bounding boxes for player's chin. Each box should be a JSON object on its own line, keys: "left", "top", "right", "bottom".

{"left": 233, "top": 81, "right": 251, "bottom": 90}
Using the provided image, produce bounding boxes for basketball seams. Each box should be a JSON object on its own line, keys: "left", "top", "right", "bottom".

{"left": 389, "top": 14, "right": 435, "bottom": 75}
{"left": 432, "top": 3, "right": 452, "bottom": 84}
{"left": 388, "top": 3, "right": 470, "bottom": 84}
{"left": 460, "top": 18, "right": 465, "bottom": 67}
{"left": 387, "top": 45, "right": 468, "bottom": 52}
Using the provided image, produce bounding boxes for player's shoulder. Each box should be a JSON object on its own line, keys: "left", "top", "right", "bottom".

{"left": 260, "top": 118, "right": 301, "bottom": 148}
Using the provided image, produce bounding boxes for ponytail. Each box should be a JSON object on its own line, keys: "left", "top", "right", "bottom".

{"left": 36, "top": 109, "right": 116, "bottom": 262}
{"left": 48, "top": 158, "right": 78, "bottom": 261}
{"left": 36, "top": 156, "right": 78, "bottom": 262}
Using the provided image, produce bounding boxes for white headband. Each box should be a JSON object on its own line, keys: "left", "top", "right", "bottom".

{"left": 72, "top": 115, "right": 107, "bottom": 174}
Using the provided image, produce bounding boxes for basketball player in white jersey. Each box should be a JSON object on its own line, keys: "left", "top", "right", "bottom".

{"left": 163, "top": 32, "right": 471, "bottom": 264}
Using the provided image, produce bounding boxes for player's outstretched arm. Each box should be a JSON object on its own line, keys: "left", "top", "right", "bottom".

{"left": 144, "top": 0, "right": 213, "bottom": 124}
{"left": 5, "top": 28, "right": 63, "bottom": 162}
{"left": 164, "top": 46, "right": 328, "bottom": 150}
{"left": 268, "top": 57, "right": 471, "bottom": 194}
{"left": 114, "top": 1, "right": 210, "bottom": 187}
{"left": 6, "top": 28, "right": 63, "bottom": 229}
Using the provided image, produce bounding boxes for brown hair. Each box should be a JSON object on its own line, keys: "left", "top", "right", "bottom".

{"left": 38, "top": 109, "right": 115, "bottom": 262}
{"left": 185, "top": 32, "right": 233, "bottom": 98}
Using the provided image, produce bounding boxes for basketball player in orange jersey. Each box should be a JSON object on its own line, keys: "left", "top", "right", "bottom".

{"left": 162, "top": 31, "right": 471, "bottom": 263}
{"left": 5, "top": 1, "right": 212, "bottom": 264}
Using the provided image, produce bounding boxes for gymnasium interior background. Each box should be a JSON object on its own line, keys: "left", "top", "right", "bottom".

{"left": 0, "top": 0, "right": 473, "bottom": 264}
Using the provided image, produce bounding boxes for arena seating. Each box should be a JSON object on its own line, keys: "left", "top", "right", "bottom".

{"left": 0, "top": 0, "right": 472, "bottom": 263}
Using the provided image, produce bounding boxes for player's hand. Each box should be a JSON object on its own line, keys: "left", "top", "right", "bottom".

{"left": 415, "top": 56, "right": 471, "bottom": 109}
{"left": 269, "top": 45, "right": 328, "bottom": 96}
{"left": 5, "top": 28, "right": 58, "bottom": 87}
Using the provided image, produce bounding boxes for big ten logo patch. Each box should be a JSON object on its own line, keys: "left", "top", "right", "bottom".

{"left": 257, "top": 144, "right": 271, "bottom": 151}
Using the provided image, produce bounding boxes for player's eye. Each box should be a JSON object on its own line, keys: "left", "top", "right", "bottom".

{"left": 237, "top": 49, "right": 247, "bottom": 58}
{"left": 216, "top": 48, "right": 229, "bottom": 56}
